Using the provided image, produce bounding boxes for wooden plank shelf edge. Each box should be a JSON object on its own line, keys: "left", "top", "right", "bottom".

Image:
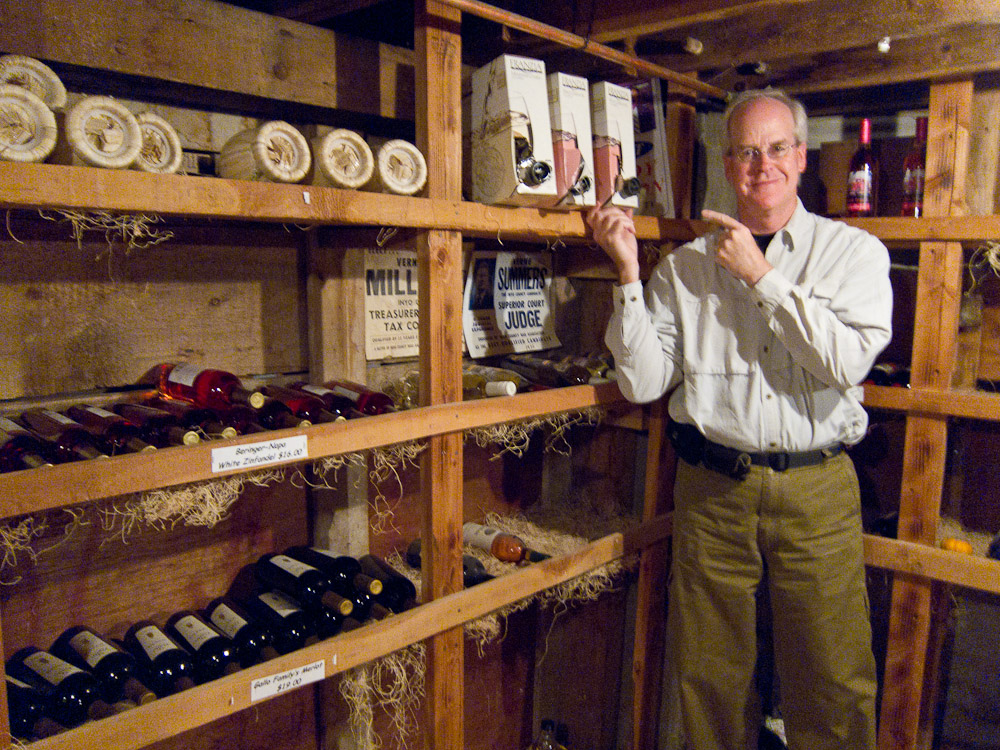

{"left": 862, "top": 383, "right": 1000, "bottom": 420}
{"left": 0, "top": 383, "right": 636, "bottom": 520}
{"left": 25, "top": 517, "right": 670, "bottom": 750}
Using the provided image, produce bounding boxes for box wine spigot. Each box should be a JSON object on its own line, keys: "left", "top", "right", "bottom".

{"left": 591, "top": 81, "right": 640, "bottom": 209}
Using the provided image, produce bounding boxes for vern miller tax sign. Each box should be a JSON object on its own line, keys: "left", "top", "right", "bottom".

{"left": 463, "top": 250, "right": 560, "bottom": 358}
{"left": 365, "top": 247, "right": 419, "bottom": 360}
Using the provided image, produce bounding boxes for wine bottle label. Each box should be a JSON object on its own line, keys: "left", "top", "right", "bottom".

{"left": 134, "top": 625, "right": 178, "bottom": 660}
{"left": 83, "top": 405, "right": 117, "bottom": 419}
{"left": 173, "top": 615, "right": 217, "bottom": 650}
{"left": 271, "top": 554, "right": 317, "bottom": 579}
{"left": 209, "top": 603, "right": 248, "bottom": 639}
{"left": 258, "top": 591, "right": 300, "bottom": 617}
{"left": 69, "top": 630, "right": 117, "bottom": 668}
{"left": 23, "top": 651, "right": 83, "bottom": 686}
{"left": 167, "top": 362, "right": 201, "bottom": 387}
{"left": 308, "top": 546, "right": 336, "bottom": 559}
{"left": 299, "top": 384, "right": 333, "bottom": 398}
{"left": 846, "top": 170, "right": 874, "bottom": 212}
{"left": 42, "top": 409, "right": 75, "bottom": 425}
{"left": 462, "top": 522, "right": 502, "bottom": 549}
{"left": 331, "top": 385, "right": 363, "bottom": 401}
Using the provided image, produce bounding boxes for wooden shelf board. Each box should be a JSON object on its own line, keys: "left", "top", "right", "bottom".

{"left": 27, "top": 517, "right": 669, "bottom": 750}
{"left": 862, "top": 384, "right": 1000, "bottom": 420}
{"left": 865, "top": 534, "right": 1000, "bottom": 595}
{"left": 0, "top": 384, "right": 633, "bottom": 521}
{"left": 0, "top": 163, "right": 697, "bottom": 243}
{"left": 842, "top": 216, "right": 1000, "bottom": 242}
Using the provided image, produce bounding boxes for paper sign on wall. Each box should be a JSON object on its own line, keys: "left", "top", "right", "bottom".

{"left": 365, "top": 248, "right": 419, "bottom": 360}
{"left": 462, "top": 250, "right": 560, "bottom": 358}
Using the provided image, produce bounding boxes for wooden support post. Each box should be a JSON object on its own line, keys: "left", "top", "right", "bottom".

{"left": 877, "top": 79, "right": 973, "bottom": 750}
{"left": 415, "top": 3, "right": 465, "bottom": 749}
{"left": 665, "top": 84, "right": 698, "bottom": 220}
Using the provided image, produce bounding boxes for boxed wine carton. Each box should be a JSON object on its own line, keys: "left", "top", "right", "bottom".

{"left": 469, "top": 54, "right": 557, "bottom": 206}
{"left": 542, "top": 72, "right": 596, "bottom": 209}
{"left": 590, "top": 81, "right": 640, "bottom": 209}
{"left": 633, "top": 78, "right": 675, "bottom": 217}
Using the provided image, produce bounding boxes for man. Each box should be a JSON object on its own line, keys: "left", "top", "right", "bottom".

{"left": 470, "top": 257, "right": 495, "bottom": 310}
{"left": 587, "top": 89, "right": 892, "bottom": 749}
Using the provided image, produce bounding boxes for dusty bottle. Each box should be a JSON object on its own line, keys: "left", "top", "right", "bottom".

{"left": 901, "top": 116, "right": 928, "bottom": 217}
{"left": 165, "top": 610, "right": 240, "bottom": 682}
{"left": 111, "top": 403, "right": 201, "bottom": 447}
{"left": 121, "top": 621, "right": 197, "bottom": 697}
{"left": 51, "top": 625, "right": 156, "bottom": 706}
{"left": 321, "top": 380, "right": 396, "bottom": 415}
{"left": 846, "top": 117, "right": 878, "bottom": 217}
{"left": 137, "top": 363, "right": 266, "bottom": 410}
{"left": 0, "top": 416, "right": 54, "bottom": 472}
{"left": 463, "top": 521, "right": 549, "bottom": 564}
{"left": 238, "top": 590, "right": 317, "bottom": 654}
{"left": 204, "top": 596, "right": 279, "bottom": 667}
{"left": 18, "top": 408, "right": 110, "bottom": 462}
{"left": 64, "top": 404, "right": 157, "bottom": 454}
{"left": 5, "top": 674, "right": 65, "bottom": 740}
{"left": 6, "top": 646, "right": 118, "bottom": 727}
{"left": 261, "top": 384, "right": 345, "bottom": 424}
{"left": 143, "top": 397, "right": 238, "bottom": 439}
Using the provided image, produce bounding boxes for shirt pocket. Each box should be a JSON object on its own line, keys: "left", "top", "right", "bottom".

{"left": 681, "top": 294, "right": 754, "bottom": 377}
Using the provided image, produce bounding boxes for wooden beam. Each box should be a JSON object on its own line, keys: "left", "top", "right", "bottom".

{"left": 0, "top": 0, "right": 413, "bottom": 119}
{"left": 270, "top": 0, "right": 384, "bottom": 24}
{"left": 877, "top": 79, "right": 973, "bottom": 750}
{"left": 415, "top": 3, "right": 465, "bottom": 749}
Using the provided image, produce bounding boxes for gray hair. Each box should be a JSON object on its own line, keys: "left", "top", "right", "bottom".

{"left": 722, "top": 88, "right": 808, "bottom": 152}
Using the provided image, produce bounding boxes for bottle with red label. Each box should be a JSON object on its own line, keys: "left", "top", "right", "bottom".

{"left": 901, "top": 116, "right": 928, "bottom": 217}
{"left": 846, "top": 117, "right": 878, "bottom": 217}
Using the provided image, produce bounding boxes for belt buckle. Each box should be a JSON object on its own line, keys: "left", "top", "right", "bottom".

{"left": 768, "top": 452, "right": 790, "bottom": 471}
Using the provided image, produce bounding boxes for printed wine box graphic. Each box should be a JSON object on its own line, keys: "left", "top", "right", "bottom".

{"left": 365, "top": 247, "right": 419, "bottom": 360}
{"left": 469, "top": 54, "right": 557, "bottom": 206}
{"left": 591, "top": 81, "right": 640, "bottom": 209}
{"left": 542, "top": 72, "right": 596, "bottom": 209}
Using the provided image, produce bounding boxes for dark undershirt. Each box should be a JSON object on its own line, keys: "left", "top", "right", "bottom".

{"left": 753, "top": 233, "right": 775, "bottom": 253}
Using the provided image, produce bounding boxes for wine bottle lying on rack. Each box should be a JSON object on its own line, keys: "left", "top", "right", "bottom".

{"left": 462, "top": 521, "right": 550, "bottom": 564}
{"left": 7, "top": 646, "right": 121, "bottom": 727}
{"left": 284, "top": 381, "right": 365, "bottom": 419}
{"left": 405, "top": 538, "right": 495, "bottom": 587}
{"left": 283, "top": 547, "right": 382, "bottom": 597}
{"left": 136, "top": 363, "right": 266, "bottom": 410}
{"left": 18, "top": 408, "right": 110, "bottom": 462}
{"left": 111, "top": 403, "right": 202, "bottom": 448}
{"left": 254, "top": 553, "right": 358, "bottom": 615}
{"left": 358, "top": 554, "right": 419, "bottom": 612}
{"left": 165, "top": 610, "right": 240, "bottom": 682}
{"left": 204, "top": 597, "right": 279, "bottom": 668}
{"left": 0, "top": 416, "right": 54, "bottom": 472}
{"left": 500, "top": 354, "right": 588, "bottom": 387}
{"left": 64, "top": 404, "right": 158, "bottom": 455}
{"left": 121, "top": 621, "right": 197, "bottom": 697}
{"left": 143, "top": 397, "right": 238, "bottom": 439}
{"left": 255, "top": 397, "right": 313, "bottom": 430}
{"left": 261, "top": 384, "right": 346, "bottom": 424}
{"left": 50, "top": 625, "right": 156, "bottom": 706}
{"left": 237, "top": 590, "right": 317, "bottom": 654}
{"left": 5, "top": 675, "right": 65, "bottom": 740}
{"left": 320, "top": 380, "right": 396, "bottom": 415}
{"left": 218, "top": 404, "right": 268, "bottom": 435}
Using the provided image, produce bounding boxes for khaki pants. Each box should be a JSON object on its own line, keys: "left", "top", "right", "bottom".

{"left": 668, "top": 452, "right": 877, "bottom": 750}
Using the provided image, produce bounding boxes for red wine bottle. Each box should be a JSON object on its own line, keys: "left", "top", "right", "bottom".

{"left": 18, "top": 408, "right": 110, "bottom": 462}
{"left": 0, "top": 416, "right": 54, "bottom": 472}
{"left": 310, "top": 594, "right": 354, "bottom": 638}
{"left": 50, "top": 626, "right": 156, "bottom": 706}
{"left": 901, "top": 116, "right": 928, "bottom": 217}
{"left": 121, "top": 621, "right": 197, "bottom": 697}
{"left": 358, "top": 555, "right": 419, "bottom": 612}
{"left": 5, "top": 675, "right": 65, "bottom": 740}
{"left": 253, "top": 553, "right": 352, "bottom": 613}
{"left": 137, "top": 363, "right": 266, "bottom": 410}
{"left": 7, "top": 647, "right": 117, "bottom": 727}
{"left": 283, "top": 547, "right": 383, "bottom": 597}
{"left": 111, "top": 403, "right": 202, "bottom": 448}
{"left": 261, "top": 384, "right": 345, "bottom": 424}
{"left": 64, "top": 404, "right": 157, "bottom": 455}
{"left": 143, "top": 397, "right": 238, "bottom": 439}
{"left": 164, "top": 610, "right": 240, "bottom": 682}
{"left": 284, "top": 381, "right": 362, "bottom": 418}
{"left": 238, "top": 590, "right": 316, "bottom": 654}
{"left": 846, "top": 117, "right": 878, "bottom": 217}
{"left": 321, "top": 380, "right": 396, "bottom": 415}
{"left": 255, "top": 397, "right": 313, "bottom": 430}
{"left": 218, "top": 404, "right": 268, "bottom": 435}
{"left": 204, "top": 597, "right": 279, "bottom": 667}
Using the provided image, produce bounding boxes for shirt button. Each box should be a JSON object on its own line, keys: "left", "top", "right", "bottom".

{"left": 763, "top": 346, "right": 769, "bottom": 353}
{"left": 630, "top": 295, "right": 638, "bottom": 302}
{"left": 765, "top": 394, "right": 773, "bottom": 400}
{"left": 757, "top": 301, "right": 764, "bottom": 308}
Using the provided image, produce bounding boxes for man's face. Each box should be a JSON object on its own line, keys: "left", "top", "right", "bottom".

{"left": 723, "top": 97, "right": 807, "bottom": 225}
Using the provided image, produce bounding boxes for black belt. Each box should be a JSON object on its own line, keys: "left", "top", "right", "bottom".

{"left": 702, "top": 438, "right": 844, "bottom": 477}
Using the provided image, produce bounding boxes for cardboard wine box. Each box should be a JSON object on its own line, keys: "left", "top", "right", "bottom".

{"left": 590, "top": 81, "right": 640, "bottom": 209}
{"left": 469, "top": 54, "right": 557, "bottom": 206}
{"left": 542, "top": 72, "right": 596, "bottom": 209}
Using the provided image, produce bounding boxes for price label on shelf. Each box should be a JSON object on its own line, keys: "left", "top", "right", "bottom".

{"left": 250, "top": 659, "right": 325, "bottom": 702}
{"left": 211, "top": 435, "right": 308, "bottom": 473}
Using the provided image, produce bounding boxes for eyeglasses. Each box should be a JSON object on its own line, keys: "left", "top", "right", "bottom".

{"left": 729, "top": 141, "right": 799, "bottom": 163}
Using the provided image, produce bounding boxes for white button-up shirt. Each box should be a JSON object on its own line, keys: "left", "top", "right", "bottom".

{"left": 606, "top": 200, "right": 893, "bottom": 452}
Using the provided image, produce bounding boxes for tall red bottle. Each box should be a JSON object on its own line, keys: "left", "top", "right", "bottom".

{"left": 901, "top": 116, "right": 928, "bottom": 217}
{"left": 138, "top": 363, "right": 265, "bottom": 411}
{"left": 846, "top": 117, "right": 878, "bottom": 217}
